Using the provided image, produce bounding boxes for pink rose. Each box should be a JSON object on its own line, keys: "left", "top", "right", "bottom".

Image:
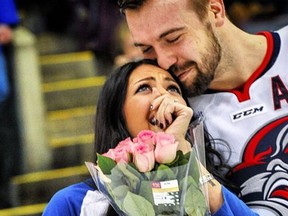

{"left": 102, "top": 149, "right": 116, "bottom": 161}
{"left": 136, "top": 130, "right": 156, "bottom": 149}
{"left": 114, "top": 146, "right": 131, "bottom": 164}
{"left": 102, "top": 137, "right": 134, "bottom": 164}
{"left": 116, "top": 137, "right": 134, "bottom": 153}
{"left": 154, "top": 132, "right": 178, "bottom": 164}
{"left": 133, "top": 142, "right": 155, "bottom": 172}
{"left": 104, "top": 137, "right": 134, "bottom": 164}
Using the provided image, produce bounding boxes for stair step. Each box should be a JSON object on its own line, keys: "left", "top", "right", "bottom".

{"left": 12, "top": 166, "right": 90, "bottom": 206}
{"left": 51, "top": 139, "right": 95, "bottom": 168}
{"left": 13, "top": 165, "right": 88, "bottom": 184}
{"left": 40, "top": 51, "right": 97, "bottom": 83}
{"left": 44, "top": 86, "right": 101, "bottom": 110}
{"left": 49, "top": 133, "right": 94, "bottom": 148}
{"left": 0, "top": 203, "right": 46, "bottom": 216}
{"left": 36, "top": 33, "right": 79, "bottom": 56}
{"left": 42, "top": 76, "right": 106, "bottom": 92}
{"left": 47, "top": 106, "right": 95, "bottom": 121}
{"left": 43, "top": 76, "right": 105, "bottom": 111}
{"left": 47, "top": 106, "right": 96, "bottom": 145}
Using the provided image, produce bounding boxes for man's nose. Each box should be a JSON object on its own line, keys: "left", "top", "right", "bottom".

{"left": 156, "top": 49, "right": 177, "bottom": 70}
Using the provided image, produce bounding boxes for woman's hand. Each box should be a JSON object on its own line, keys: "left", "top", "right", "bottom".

{"left": 149, "top": 94, "right": 193, "bottom": 153}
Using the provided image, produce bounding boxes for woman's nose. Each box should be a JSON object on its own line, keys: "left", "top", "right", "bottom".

{"left": 153, "top": 86, "right": 167, "bottom": 96}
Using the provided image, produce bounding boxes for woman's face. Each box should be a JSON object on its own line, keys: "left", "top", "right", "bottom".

{"left": 123, "top": 64, "right": 187, "bottom": 137}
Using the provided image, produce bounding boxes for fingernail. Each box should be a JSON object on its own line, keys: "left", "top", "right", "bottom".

{"left": 155, "top": 119, "right": 159, "bottom": 125}
{"left": 150, "top": 118, "right": 156, "bottom": 125}
{"left": 166, "top": 120, "right": 170, "bottom": 126}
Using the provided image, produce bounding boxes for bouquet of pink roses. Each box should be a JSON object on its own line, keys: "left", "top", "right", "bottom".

{"left": 86, "top": 122, "right": 209, "bottom": 215}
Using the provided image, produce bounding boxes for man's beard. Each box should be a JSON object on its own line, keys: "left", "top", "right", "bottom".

{"left": 171, "top": 23, "right": 221, "bottom": 97}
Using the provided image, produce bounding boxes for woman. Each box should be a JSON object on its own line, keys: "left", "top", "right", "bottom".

{"left": 43, "top": 59, "right": 258, "bottom": 215}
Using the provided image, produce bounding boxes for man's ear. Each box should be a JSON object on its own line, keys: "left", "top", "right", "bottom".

{"left": 209, "top": 0, "right": 225, "bottom": 27}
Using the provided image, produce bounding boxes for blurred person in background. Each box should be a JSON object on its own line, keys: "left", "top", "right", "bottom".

{"left": 0, "top": 0, "right": 18, "bottom": 108}
{"left": 71, "top": 0, "right": 123, "bottom": 75}
{"left": 0, "top": 0, "right": 19, "bottom": 209}
{"left": 113, "top": 20, "right": 143, "bottom": 68}
{"left": 225, "top": 0, "right": 288, "bottom": 32}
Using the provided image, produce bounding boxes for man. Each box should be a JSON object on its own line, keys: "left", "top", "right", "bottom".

{"left": 117, "top": 0, "right": 288, "bottom": 215}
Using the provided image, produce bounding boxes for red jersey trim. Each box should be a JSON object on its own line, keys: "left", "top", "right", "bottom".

{"left": 230, "top": 31, "right": 274, "bottom": 102}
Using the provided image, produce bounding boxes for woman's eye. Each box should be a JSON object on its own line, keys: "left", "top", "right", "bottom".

{"left": 167, "top": 85, "right": 181, "bottom": 94}
{"left": 136, "top": 84, "right": 151, "bottom": 93}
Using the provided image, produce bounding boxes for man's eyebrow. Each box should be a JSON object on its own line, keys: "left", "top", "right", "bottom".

{"left": 134, "top": 42, "right": 146, "bottom": 47}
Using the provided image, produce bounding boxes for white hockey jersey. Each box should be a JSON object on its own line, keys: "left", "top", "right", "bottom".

{"left": 189, "top": 26, "right": 288, "bottom": 216}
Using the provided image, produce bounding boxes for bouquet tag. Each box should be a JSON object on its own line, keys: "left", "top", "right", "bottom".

{"left": 151, "top": 180, "right": 180, "bottom": 206}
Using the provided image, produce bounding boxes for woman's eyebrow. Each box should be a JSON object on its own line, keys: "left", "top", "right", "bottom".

{"left": 165, "top": 77, "right": 177, "bottom": 83}
{"left": 133, "top": 76, "right": 176, "bottom": 85}
{"left": 134, "top": 77, "right": 155, "bottom": 85}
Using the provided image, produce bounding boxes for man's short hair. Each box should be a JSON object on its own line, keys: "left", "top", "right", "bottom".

{"left": 117, "top": 0, "right": 209, "bottom": 19}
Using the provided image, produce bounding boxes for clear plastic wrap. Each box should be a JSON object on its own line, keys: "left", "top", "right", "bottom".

{"left": 86, "top": 119, "right": 210, "bottom": 216}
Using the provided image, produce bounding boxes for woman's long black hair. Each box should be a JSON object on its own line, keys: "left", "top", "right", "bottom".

{"left": 94, "top": 59, "right": 238, "bottom": 215}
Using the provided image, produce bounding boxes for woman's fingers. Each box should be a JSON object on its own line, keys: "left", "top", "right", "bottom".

{"left": 150, "top": 95, "right": 175, "bottom": 128}
{"left": 150, "top": 94, "right": 192, "bottom": 130}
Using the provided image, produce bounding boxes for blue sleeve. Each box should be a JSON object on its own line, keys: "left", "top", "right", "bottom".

{"left": 0, "top": 52, "right": 9, "bottom": 103}
{"left": 42, "top": 182, "right": 91, "bottom": 216}
{"left": 213, "top": 186, "right": 259, "bottom": 216}
{"left": 0, "top": 0, "right": 19, "bottom": 24}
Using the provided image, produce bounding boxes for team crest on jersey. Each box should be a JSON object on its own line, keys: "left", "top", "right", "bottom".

{"left": 231, "top": 116, "right": 288, "bottom": 215}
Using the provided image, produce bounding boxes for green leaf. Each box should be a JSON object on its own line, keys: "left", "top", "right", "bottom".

{"left": 187, "top": 152, "right": 201, "bottom": 184}
{"left": 138, "top": 181, "right": 154, "bottom": 204}
{"left": 183, "top": 177, "right": 207, "bottom": 216}
{"left": 180, "top": 176, "right": 198, "bottom": 192}
{"left": 112, "top": 185, "right": 130, "bottom": 200}
{"left": 117, "top": 163, "right": 141, "bottom": 191}
{"left": 123, "top": 191, "right": 155, "bottom": 216}
{"left": 109, "top": 165, "right": 128, "bottom": 189}
{"left": 184, "top": 152, "right": 191, "bottom": 160}
{"left": 176, "top": 150, "right": 185, "bottom": 161}
{"left": 97, "top": 154, "right": 116, "bottom": 175}
{"left": 153, "top": 164, "right": 175, "bottom": 181}
{"left": 126, "top": 163, "right": 144, "bottom": 180}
